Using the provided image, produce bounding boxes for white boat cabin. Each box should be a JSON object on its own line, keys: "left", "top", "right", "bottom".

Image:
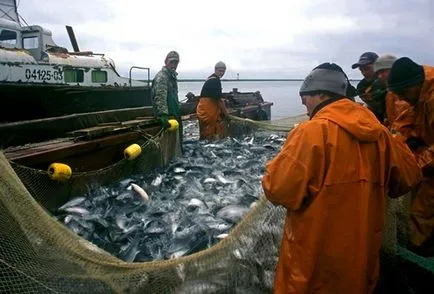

{"left": 0, "top": 18, "right": 149, "bottom": 87}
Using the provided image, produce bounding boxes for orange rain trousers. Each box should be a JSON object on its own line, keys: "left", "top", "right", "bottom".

{"left": 196, "top": 97, "right": 228, "bottom": 140}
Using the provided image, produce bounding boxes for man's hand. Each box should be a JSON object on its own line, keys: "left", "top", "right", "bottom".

{"left": 160, "top": 115, "right": 171, "bottom": 129}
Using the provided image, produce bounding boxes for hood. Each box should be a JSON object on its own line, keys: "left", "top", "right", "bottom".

{"left": 313, "top": 99, "right": 384, "bottom": 142}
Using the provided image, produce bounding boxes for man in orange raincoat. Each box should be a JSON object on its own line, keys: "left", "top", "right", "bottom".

{"left": 388, "top": 57, "right": 434, "bottom": 255}
{"left": 196, "top": 61, "right": 230, "bottom": 140}
{"left": 262, "top": 62, "right": 422, "bottom": 293}
{"left": 373, "top": 54, "right": 410, "bottom": 130}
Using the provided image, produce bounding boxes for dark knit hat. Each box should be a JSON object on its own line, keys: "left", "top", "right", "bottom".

{"left": 299, "top": 63, "right": 349, "bottom": 97}
{"left": 388, "top": 57, "right": 424, "bottom": 92}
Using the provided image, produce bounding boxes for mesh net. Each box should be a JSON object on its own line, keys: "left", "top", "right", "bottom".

{"left": 0, "top": 114, "right": 433, "bottom": 294}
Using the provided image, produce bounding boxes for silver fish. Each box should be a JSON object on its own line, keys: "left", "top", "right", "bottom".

{"left": 204, "top": 178, "right": 217, "bottom": 183}
{"left": 58, "top": 197, "right": 86, "bottom": 211}
{"left": 216, "top": 175, "right": 236, "bottom": 185}
{"left": 63, "top": 207, "right": 89, "bottom": 215}
{"left": 187, "top": 198, "right": 207, "bottom": 209}
{"left": 216, "top": 233, "right": 228, "bottom": 239}
{"left": 119, "top": 234, "right": 141, "bottom": 262}
{"left": 216, "top": 205, "right": 249, "bottom": 223}
{"left": 151, "top": 175, "right": 163, "bottom": 186}
{"left": 174, "top": 167, "right": 186, "bottom": 173}
{"left": 130, "top": 183, "right": 149, "bottom": 202}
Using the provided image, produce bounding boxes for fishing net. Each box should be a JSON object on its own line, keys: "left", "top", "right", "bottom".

{"left": 0, "top": 114, "right": 433, "bottom": 294}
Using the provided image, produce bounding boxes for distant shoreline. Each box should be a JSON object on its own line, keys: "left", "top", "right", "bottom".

{"left": 177, "top": 79, "right": 361, "bottom": 82}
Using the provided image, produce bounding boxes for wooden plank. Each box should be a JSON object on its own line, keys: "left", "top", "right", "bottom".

{"left": 121, "top": 118, "right": 158, "bottom": 128}
{"left": 5, "top": 127, "right": 160, "bottom": 166}
{"left": 70, "top": 125, "right": 119, "bottom": 137}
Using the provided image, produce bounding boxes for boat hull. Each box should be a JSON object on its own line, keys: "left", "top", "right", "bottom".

{"left": 1, "top": 83, "right": 152, "bottom": 123}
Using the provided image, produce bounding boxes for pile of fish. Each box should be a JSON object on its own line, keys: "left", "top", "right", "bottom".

{"left": 55, "top": 122, "right": 288, "bottom": 263}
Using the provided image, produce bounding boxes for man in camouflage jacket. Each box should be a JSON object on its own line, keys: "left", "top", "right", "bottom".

{"left": 352, "top": 52, "right": 387, "bottom": 123}
{"left": 151, "top": 51, "right": 183, "bottom": 147}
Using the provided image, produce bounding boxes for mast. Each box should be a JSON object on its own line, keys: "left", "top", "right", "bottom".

{"left": 0, "top": 0, "right": 20, "bottom": 24}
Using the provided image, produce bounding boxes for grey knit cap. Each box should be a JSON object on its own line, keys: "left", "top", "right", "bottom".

{"left": 374, "top": 54, "right": 397, "bottom": 73}
{"left": 299, "top": 68, "right": 348, "bottom": 97}
{"left": 215, "top": 61, "right": 226, "bottom": 70}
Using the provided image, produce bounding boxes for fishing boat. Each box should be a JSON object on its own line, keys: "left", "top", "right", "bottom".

{"left": 0, "top": 0, "right": 152, "bottom": 124}
{"left": 0, "top": 0, "right": 273, "bottom": 126}
{"left": 0, "top": 0, "right": 274, "bottom": 174}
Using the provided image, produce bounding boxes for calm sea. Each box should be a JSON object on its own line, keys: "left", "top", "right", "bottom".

{"left": 178, "top": 81, "right": 306, "bottom": 119}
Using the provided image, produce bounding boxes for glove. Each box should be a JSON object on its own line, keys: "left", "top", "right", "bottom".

{"left": 160, "top": 115, "right": 170, "bottom": 129}
{"left": 406, "top": 137, "right": 426, "bottom": 152}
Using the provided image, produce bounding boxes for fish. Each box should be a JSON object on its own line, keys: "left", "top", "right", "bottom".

{"left": 174, "top": 167, "right": 186, "bottom": 173}
{"left": 151, "top": 174, "right": 163, "bottom": 186}
{"left": 216, "top": 175, "right": 236, "bottom": 185}
{"left": 216, "top": 233, "right": 228, "bottom": 239}
{"left": 63, "top": 207, "right": 89, "bottom": 216}
{"left": 216, "top": 205, "right": 249, "bottom": 224}
{"left": 187, "top": 198, "right": 208, "bottom": 210}
{"left": 203, "top": 178, "right": 217, "bottom": 183}
{"left": 58, "top": 197, "right": 86, "bottom": 211}
{"left": 130, "top": 183, "right": 149, "bottom": 202}
{"left": 119, "top": 234, "right": 141, "bottom": 262}
{"left": 56, "top": 123, "right": 289, "bottom": 269}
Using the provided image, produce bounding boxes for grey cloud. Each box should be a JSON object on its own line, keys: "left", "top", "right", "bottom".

{"left": 14, "top": 0, "right": 433, "bottom": 79}
{"left": 18, "top": 0, "right": 113, "bottom": 26}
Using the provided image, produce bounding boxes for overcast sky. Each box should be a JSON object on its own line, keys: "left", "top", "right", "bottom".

{"left": 16, "top": 0, "right": 433, "bottom": 79}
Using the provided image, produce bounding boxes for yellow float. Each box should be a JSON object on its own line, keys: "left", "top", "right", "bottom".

{"left": 124, "top": 143, "right": 142, "bottom": 160}
{"left": 168, "top": 119, "right": 179, "bottom": 132}
{"left": 47, "top": 163, "right": 72, "bottom": 181}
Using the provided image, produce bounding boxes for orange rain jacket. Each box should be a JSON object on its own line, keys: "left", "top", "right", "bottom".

{"left": 196, "top": 98, "right": 228, "bottom": 140}
{"left": 262, "top": 98, "right": 422, "bottom": 294}
{"left": 392, "top": 66, "right": 434, "bottom": 248}
{"left": 385, "top": 91, "right": 410, "bottom": 129}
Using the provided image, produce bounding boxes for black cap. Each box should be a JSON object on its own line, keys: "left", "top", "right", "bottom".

{"left": 388, "top": 57, "right": 424, "bottom": 92}
{"left": 351, "top": 52, "right": 379, "bottom": 69}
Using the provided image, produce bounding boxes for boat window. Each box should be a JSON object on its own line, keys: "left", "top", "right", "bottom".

{"left": 64, "top": 69, "right": 84, "bottom": 83}
{"left": 23, "top": 36, "right": 39, "bottom": 49}
{"left": 0, "top": 29, "right": 17, "bottom": 47}
{"left": 91, "top": 70, "right": 107, "bottom": 83}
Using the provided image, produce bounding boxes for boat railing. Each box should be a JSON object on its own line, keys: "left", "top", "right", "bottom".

{"left": 129, "top": 66, "right": 150, "bottom": 87}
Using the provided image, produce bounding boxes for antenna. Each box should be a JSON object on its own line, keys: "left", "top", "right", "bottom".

{"left": 65, "top": 25, "right": 80, "bottom": 52}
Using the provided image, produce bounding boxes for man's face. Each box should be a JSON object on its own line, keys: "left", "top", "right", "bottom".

{"left": 359, "top": 64, "right": 375, "bottom": 81}
{"left": 165, "top": 59, "right": 179, "bottom": 72}
{"left": 392, "top": 84, "right": 422, "bottom": 105}
{"left": 377, "top": 69, "right": 391, "bottom": 84}
{"left": 215, "top": 68, "right": 226, "bottom": 78}
{"left": 301, "top": 94, "right": 323, "bottom": 116}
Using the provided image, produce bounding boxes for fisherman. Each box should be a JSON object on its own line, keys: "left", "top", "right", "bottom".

{"left": 262, "top": 62, "right": 422, "bottom": 293}
{"left": 373, "top": 54, "right": 409, "bottom": 129}
{"left": 151, "top": 51, "right": 183, "bottom": 149}
{"left": 388, "top": 57, "right": 434, "bottom": 255}
{"left": 352, "top": 52, "right": 388, "bottom": 122}
{"left": 196, "top": 61, "right": 230, "bottom": 140}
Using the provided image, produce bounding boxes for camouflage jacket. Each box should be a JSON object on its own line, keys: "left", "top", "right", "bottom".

{"left": 356, "top": 78, "right": 387, "bottom": 123}
{"left": 151, "top": 66, "right": 179, "bottom": 117}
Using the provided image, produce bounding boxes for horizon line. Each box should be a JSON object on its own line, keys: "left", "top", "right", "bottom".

{"left": 176, "top": 78, "right": 362, "bottom": 82}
